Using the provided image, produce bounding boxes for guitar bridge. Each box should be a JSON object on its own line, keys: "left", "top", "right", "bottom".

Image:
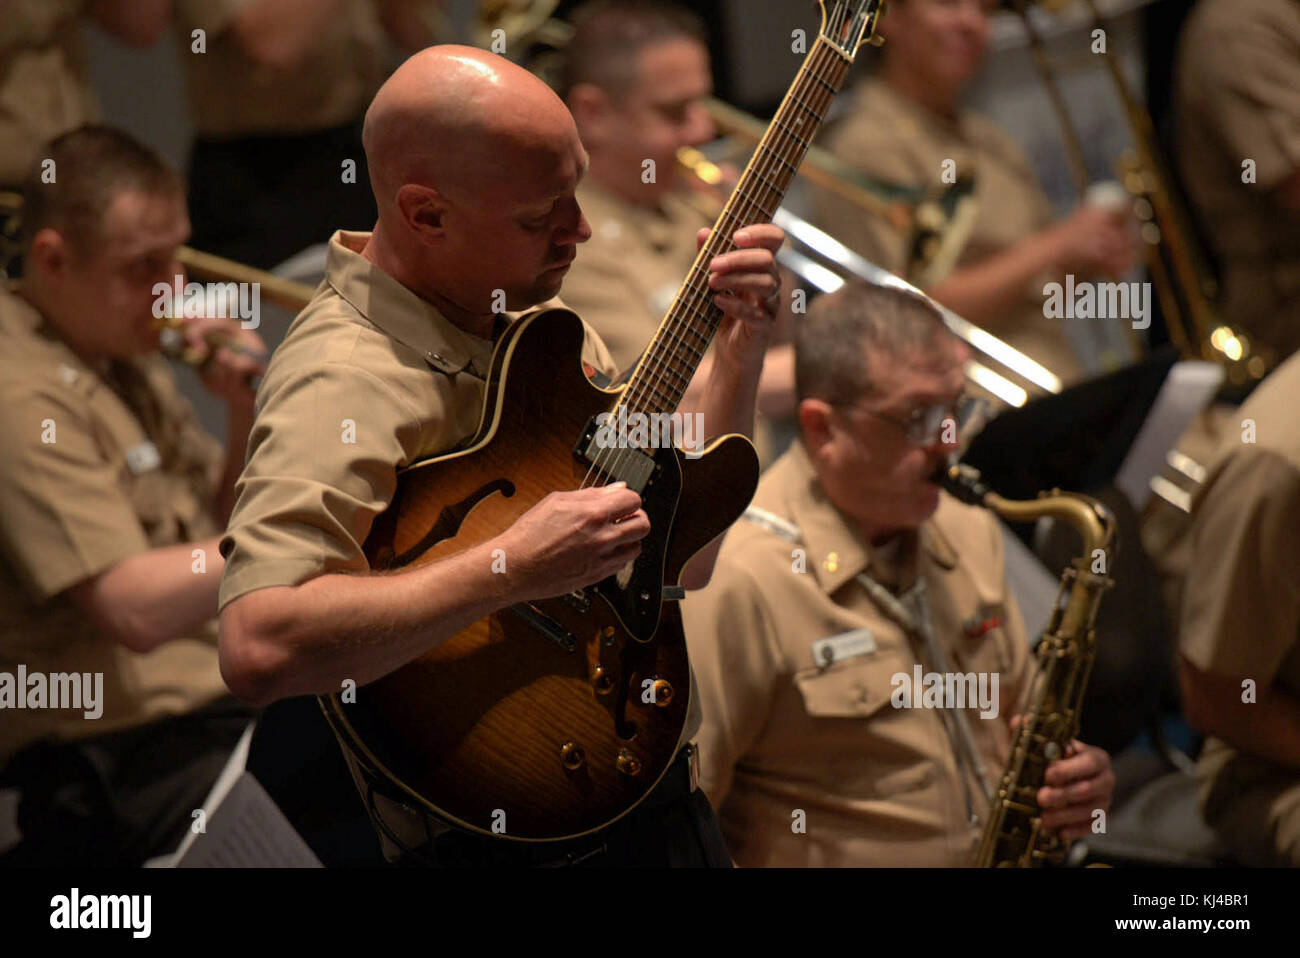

{"left": 564, "top": 589, "right": 591, "bottom": 613}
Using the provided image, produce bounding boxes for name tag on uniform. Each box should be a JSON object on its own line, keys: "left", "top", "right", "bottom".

{"left": 124, "top": 441, "right": 162, "bottom": 475}
{"left": 812, "top": 628, "right": 877, "bottom": 669}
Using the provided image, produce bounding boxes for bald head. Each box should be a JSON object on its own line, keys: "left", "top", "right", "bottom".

{"left": 357, "top": 46, "right": 592, "bottom": 327}
{"left": 363, "top": 46, "right": 580, "bottom": 208}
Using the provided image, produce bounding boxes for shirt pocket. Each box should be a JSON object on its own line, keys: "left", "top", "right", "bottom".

{"left": 792, "top": 647, "right": 909, "bottom": 720}
{"left": 793, "top": 649, "right": 937, "bottom": 799}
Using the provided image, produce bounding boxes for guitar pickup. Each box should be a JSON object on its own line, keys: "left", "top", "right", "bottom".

{"left": 574, "top": 417, "right": 657, "bottom": 493}
{"left": 662, "top": 586, "right": 686, "bottom": 601}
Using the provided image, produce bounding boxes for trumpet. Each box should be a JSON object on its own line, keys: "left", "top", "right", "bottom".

{"left": 154, "top": 246, "right": 311, "bottom": 383}
{"left": 152, "top": 314, "right": 266, "bottom": 370}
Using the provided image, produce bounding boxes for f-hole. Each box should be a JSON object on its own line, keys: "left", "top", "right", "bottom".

{"left": 388, "top": 478, "right": 515, "bottom": 568}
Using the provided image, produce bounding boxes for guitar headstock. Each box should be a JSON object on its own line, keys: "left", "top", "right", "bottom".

{"left": 817, "top": 0, "right": 888, "bottom": 59}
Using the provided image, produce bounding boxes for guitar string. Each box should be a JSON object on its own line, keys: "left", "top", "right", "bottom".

{"left": 581, "top": 39, "right": 844, "bottom": 495}
{"left": 600, "top": 41, "right": 842, "bottom": 478}
{"left": 623, "top": 40, "right": 844, "bottom": 433}
{"left": 579, "top": 39, "right": 842, "bottom": 497}
{"left": 579, "top": 33, "right": 851, "bottom": 499}
{"left": 598, "top": 41, "right": 845, "bottom": 487}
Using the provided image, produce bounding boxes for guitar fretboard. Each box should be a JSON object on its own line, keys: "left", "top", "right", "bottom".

{"left": 617, "top": 39, "right": 852, "bottom": 422}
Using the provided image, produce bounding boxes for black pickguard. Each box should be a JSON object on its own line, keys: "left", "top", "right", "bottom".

{"left": 591, "top": 446, "right": 682, "bottom": 642}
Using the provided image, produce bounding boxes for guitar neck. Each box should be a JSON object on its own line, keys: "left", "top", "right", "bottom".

{"left": 619, "top": 38, "right": 853, "bottom": 421}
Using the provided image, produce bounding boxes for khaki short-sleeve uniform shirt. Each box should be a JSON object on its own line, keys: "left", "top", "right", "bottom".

{"left": 1175, "top": 0, "right": 1300, "bottom": 360}
{"left": 175, "top": 0, "right": 386, "bottom": 137}
{"left": 680, "top": 441, "right": 1035, "bottom": 867}
{"left": 0, "top": 0, "right": 96, "bottom": 185}
{"left": 1180, "top": 350, "right": 1300, "bottom": 864}
{"left": 0, "top": 289, "right": 229, "bottom": 765}
{"left": 817, "top": 78, "right": 1082, "bottom": 384}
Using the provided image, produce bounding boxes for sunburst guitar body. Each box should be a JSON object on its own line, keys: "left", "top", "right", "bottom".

{"left": 322, "top": 309, "right": 757, "bottom": 840}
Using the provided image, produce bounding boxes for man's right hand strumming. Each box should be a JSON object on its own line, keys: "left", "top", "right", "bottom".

{"left": 493, "top": 483, "right": 650, "bottom": 603}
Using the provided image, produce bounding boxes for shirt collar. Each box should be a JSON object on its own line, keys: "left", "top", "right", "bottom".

{"left": 0, "top": 286, "right": 107, "bottom": 398}
{"left": 781, "top": 440, "right": 959, "bottom": 595}
{"left": 325, "top": 230, "right": 535, "bottom": 377}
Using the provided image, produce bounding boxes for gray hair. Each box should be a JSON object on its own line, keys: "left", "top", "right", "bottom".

{"left": 795, "top": 281, "right": 955, "bottom": 406}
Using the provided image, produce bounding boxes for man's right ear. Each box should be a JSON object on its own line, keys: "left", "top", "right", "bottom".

{"left": 798, "top": 398, "right": 835, "bottom": 462}
{"left": 395, "top": 184, "right": 446, "bottom": 241}
{"left": 26, "top": 228, "right": 67, "bottom": 277}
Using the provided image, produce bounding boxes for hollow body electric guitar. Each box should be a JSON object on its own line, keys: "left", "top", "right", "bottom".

{"left": 322, "top": 1, "right": 887, "bottom": 842}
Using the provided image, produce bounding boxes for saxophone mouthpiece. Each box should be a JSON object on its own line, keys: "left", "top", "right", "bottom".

{"left": 933, "top": 460, "right": 991, "bottom": 506}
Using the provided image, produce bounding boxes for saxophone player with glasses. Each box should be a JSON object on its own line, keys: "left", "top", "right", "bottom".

{"left": 681, "top": 281, "right": 1114, "bottom": 866}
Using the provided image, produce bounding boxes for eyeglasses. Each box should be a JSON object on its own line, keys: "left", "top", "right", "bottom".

{"left": 851, "top": 394, "right": 988, "bottom": 447}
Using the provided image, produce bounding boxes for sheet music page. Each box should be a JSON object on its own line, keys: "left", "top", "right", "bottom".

{"left": 176, "top": 772, "right": 322, "bottom": 868}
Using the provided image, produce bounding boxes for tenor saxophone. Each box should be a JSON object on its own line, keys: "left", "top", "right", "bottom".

{"left": 938, "top": 462, "right": 1116, "bottom": 867}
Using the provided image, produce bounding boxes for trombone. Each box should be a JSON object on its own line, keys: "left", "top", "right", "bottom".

{"left": 1008, "top": 0, "right": 1273, "bottom": 395}
{"left": 675, "top": 147, "right": 1062, "bottom": 409}
{"left": 526, "top": 14, "right": 1036, "bottom": 397}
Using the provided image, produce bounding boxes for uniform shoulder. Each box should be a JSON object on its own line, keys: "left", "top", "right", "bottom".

{"left": 266, "top": 287, "right": 418, "bottom": 386}
{"left": 0, "top": 331, "right": 95, "bottom": 427}
{"left": 825, "top": 79, "right": 902, "bottom": 151}
{"left": 1181, "top": 0, "right": 1300, "bottom": 75}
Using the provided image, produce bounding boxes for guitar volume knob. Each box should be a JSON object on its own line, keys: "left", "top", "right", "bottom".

{"left": 651, "top": 679, "right": 673, "bottom": 707}
{"left": 560, "top": 741, "right": 585, "bottom": 771}
{"left": 616, "top": 749, "right": 642, "bottom": 777}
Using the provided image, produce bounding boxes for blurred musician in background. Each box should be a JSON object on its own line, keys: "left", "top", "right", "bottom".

{"left": 681, "top": 281, "right": 1113, "bottom": 866}
{"left": 1175, "top": 0, "right": 1300, "bottom": 364}
{"left": 0, "top": 1, "right": 171, "bottom": 276}
{"left": 0, "top": 126, "right": 264, "bottom": 866}
{"left": 816, "top": 0, "right": 1136, "bottom": 385}
{"left": 172, "top": 0, "right": 443, "bottom": 269}
{"left": 558, "top": 0, "right": 796, "bottom": 460}
{"left": 1178, "top": 351, "right": 1300, "bottom": 867}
